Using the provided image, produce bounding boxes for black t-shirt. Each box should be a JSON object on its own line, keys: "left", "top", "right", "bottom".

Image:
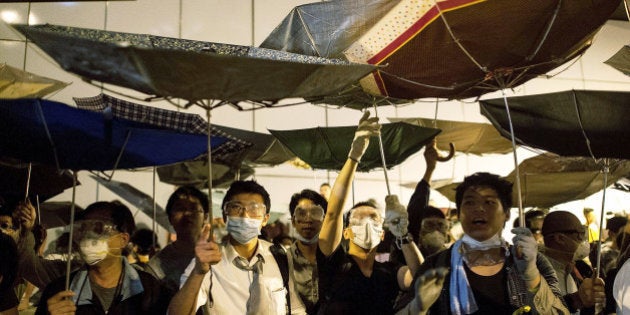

{"left": 464, "top": 263, "right": 514, "bottom": 314}
{"left": 0, "top": 286, "right": 18, "bottom": 312}
{"left": 316, "top": 245, "right": 402, "bottom": 315}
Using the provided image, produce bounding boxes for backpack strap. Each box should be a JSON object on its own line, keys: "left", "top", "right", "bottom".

{"left": 270, "top": 243, "right": 292, "bottom": 315}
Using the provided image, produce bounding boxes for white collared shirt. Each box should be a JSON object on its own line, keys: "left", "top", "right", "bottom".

{"left": 180, "top": 239, "right": 287, "bottom": 314}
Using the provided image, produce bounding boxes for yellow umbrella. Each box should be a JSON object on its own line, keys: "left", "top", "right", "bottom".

{"left": 0, "top": 63, "right": 69, "bottom": 98}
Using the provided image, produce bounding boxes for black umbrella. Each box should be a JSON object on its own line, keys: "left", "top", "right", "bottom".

{"left": 38, "top": 202, "right": 84, "bottom": 229}
{"left": 605, "top": 45, "right": 630, "bottom": 76}
{"left": 480, "top": 90, "right": 630, "bottom": 160}
{"left": 0, "top": 158, "right": 76, "bottom": 201}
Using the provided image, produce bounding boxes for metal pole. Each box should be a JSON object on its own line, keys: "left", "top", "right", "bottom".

{"left": 65, "top": 171, "right": 78, "bottom": 291}
{"left": 206, "top": 107, "right": 213, "bottom": 224}
{"left": 371, "top": 104, "right": 391, "bottom": 195}
{"left": 595, "top": 159, "right": 610, "bottom": 278}
{"left": 501, "top": 90, "right": 524, "bottom": 227}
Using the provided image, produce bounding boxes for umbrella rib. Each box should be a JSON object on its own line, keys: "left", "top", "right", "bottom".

{"left": 296, "top": 9, "right": 322, "bottom": 57}
{"left": 571, "top": 91, "right": 598, "bottom": 161}
{"left": 433, "top": 0, "right": 485, "bottom": 72}
{"left": 525, "top": 0, "right": 562, "bottom": 61}
{"left": 35, "top": 99, "right": 62, "bottom": 170}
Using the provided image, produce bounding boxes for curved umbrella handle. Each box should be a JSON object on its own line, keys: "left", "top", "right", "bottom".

{"left": 436, "top": 142, "right": 456, "bottom": 162}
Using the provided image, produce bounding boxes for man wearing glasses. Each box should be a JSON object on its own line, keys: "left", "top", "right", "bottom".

{"left": 37, "top": 201, "right": 169, "bottom": 314}
{"left": 541, "top": 211, "right": 605, "bottom": 314}
{"left": 287, "top": 189, "right": 327, "bottom": 314}
{"left": 169, "top": 180, "right": 291, "bottom": 315}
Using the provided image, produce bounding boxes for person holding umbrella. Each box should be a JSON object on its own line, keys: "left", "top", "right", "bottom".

{"left": 398, "top": 172, "right": 569, "bottom": 314}
{"left": 36, "top": 201, "right": 169, "bottom": 314}
{"left": 316, "top": 112, "right": 423, "bottom": 314}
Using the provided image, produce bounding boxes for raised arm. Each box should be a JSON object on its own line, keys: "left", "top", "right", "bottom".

{"left": 318, "top": 112, "right": 380, "bottom": 256}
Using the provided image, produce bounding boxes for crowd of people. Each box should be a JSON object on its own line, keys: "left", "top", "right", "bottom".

{"left": 0, "top": 113, "right": 629, "bottom": 314}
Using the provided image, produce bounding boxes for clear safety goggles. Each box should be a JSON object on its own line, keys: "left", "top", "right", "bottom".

{"left": 72, "top": 219, "right": 117, "bottom": 241}
{"left": 293, "top": 205, "right": 325, "bottom": 222}
{"left": 223, "top": 201, "right": 266, "bottom": 218}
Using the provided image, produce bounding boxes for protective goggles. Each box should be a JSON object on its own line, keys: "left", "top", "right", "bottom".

{"left": 293, "top": 205, "right": 325, "bottom": 222}
{"left": 72, "top": 219, "right": 117, "bottom": 241}
{"left": 223, "top": 201, "right": 266, "bottom": 218}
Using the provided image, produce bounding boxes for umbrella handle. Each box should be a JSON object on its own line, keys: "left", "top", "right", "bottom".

{"left": 595, "top": 159, "right": 610, "bottom": 279}
{"left": 436, "top": 142, "right": 456, "bottom": 162}
{"left": 371, "top": 104, "right": 391, "bottom": 195}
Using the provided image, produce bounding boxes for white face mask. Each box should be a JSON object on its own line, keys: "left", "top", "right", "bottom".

{"left": 226, "top": 217, "right": 262, "bottom": 244}
{"left": 79, "top": 237, "right": 110, "bottom": 265}
{"left": 573, "top": 240, "right": 591, "bottom": 261}
{"left": 350, "top": 219, "right": 383, "bottom": 250}
{"left": 461, "top": 232, "right": 503, "bottom": 250}
{"left": 294, "top": 230, "right": 319, "bottom": 244}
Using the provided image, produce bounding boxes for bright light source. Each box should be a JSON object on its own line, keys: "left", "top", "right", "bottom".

{"left": 1, "top": 10, "right": 19, "bottom": 24}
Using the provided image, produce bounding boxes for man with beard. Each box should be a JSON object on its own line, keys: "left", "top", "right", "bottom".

{"left": 146, "top": 186, "right": 208, "bottom": 297}
{"left": 169, "top": 180, "right": 292, "bottom": 314}
{"left": 37, "top": 201, "right": 168, "bottom": 314}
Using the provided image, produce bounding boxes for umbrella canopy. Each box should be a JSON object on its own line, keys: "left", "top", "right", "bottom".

{"left": 0, "top": 98, "right": 226, "bottom": 171}
{"left": 436, "top": 153, "right": 630, "bottom": 208}
{"left": 388, "top": 117, "right": 513, "bottom": 155}
{"left": 0, "top": 158, "right": 76, "bottom": 201}
{"left": 211, "top": 124, "right": 294, "bottom": 167}
{"left": 269, "top": 0, "right": 617, "bottom": 100}
{"left": 480, "top": 90, "right": 630, "bottom": 160}
{"left": 157, "top": 160, "right": 255, "bottom": 189}
{"left": 0, "top": 63, "right": 69, "bottom": 99}
{"left": 269, "top": 122, "right": 440, "bottom": 172}
{"left": 605, "top": 45, "right": 630, "bottom": 76}
{"left": 73, "top": 94, "right": 251, "bottom": 162}
{"left": 89, "top": 175, "right": 171, "bottom": 231}
{"left": 13, "top": 24, "right": 377, "bottom": 104}
{"left": 38, "top": 202, "right": 84, "bottom": 229}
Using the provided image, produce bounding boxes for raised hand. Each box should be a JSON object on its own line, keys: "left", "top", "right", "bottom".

{"left": 17, "top": 199, "right": 37, "bottom": 231}
{"left": 47, "top": 290, "right": 76, "bottom": 315}
{"left": 413, "top": 267, "right": 449, "bottom": 313}
{"left": 511, "top": 227, "right": 540, "bottom": 285}
{"left": 194, "top": 223, "right": 222, "bottom": 274}
{"left": 384, "top": 195, "right": 408, "bottom": 238}
{"left": 348, "top": 111, "right": 381, "bottom": 163}
{"left": 578, "top": 274, "right": 605, "bottom": 307}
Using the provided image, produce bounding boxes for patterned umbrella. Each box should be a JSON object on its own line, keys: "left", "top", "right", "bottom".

{"left": 266, "top": 0, "right": 619, "bottom": 101}
{"left": 13, "top": 24, "right": 376, "bottom": 105}
{"left": 0, "top": 98, "right": 226, "bottom": 171}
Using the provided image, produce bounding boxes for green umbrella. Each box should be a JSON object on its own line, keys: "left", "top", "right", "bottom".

{"left": 269, "top": 122, "right": 440, "bottom": 172}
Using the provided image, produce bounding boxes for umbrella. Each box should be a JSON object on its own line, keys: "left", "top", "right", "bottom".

{"left": 157, "top": 160, "right": 255, "bottom": 189}
{"left": 610, "top": 0, "right": 630, "bottom": 21}
{"left": 388, "top": 117, "right": 513, "bottom": 155}
{"left": 89, "top": 175, "right": 171, "bottom": 232}
{"left": 0, "top": 98, "right": 227, "bottom": 171}
{"left": 210, "top": 124, "right": 294, "bottom": 167}
{"left": 12, "top": 24, "right": 377, "bottom": 105}
{"left": 436, "top": 153, "right": 630, "bottom": 208}
{"left": 267, "top": 0, "right": 618, "bottom": 100}
{"left": 269, "top": 122, "right": 441, "bottom": 172}
{"left": 73, "top": 94, "right": 251, "bottom": 162}
{"left": 0, "top": 63, "right": 69, "bottom": 99}
{"left": 0, "top": 157, "right": 76, "bottom": 201}
{"left": 604, "top": 45, "right": 630, "bottom": 76}
{"left": 38, "top": 202, "right": 84, "bottom": 229}
{"left": 479, "top": 90, "right": 630, "bottom": 160}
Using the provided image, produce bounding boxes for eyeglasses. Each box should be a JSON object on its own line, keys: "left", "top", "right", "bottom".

{"left": 72, "top": 219, "right": 117, "bottom": 241}
{"left": 223, "top": 201, "right": 266, "bottom": 218}
{"left": 293, "top": 206, "right": 324, "bottom": 222}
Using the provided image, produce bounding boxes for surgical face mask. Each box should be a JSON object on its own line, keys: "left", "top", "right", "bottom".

{"left": 350, "top": 219, "right": 383, "bottom": 250}
{"left": 227, "top": 216, "right": 262, "bottom": 244}
{"left": 573, "top": 239, "right": 591, "bottom": 261}
{"left": 420, "top": 231, "right": 447, "bottom": 255}
{"left": 295, "top": 231, "right": 319, "bottom": 244}
{"left": 79, "top": 237, "right": 110, "bottom": 265}
{"left": 461, "top": 232, "right": 503, "bottom": 250}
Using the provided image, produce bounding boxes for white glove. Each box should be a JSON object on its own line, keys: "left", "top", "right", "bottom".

{"left": 511, "top": 227, "right": 540, "bottom": 283}
{"left": 348, "top": 111, "right": 380, "bottom": 162}
{"left": 384, "top": 195, "right": 408, "bottom": 238}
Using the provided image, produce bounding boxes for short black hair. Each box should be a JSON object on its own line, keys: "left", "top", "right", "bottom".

{"left": 289, "top": 189, "right": 328, "bottom": 216}
{"left": 78, "top": 201, "right": 136, "bottom": 235}
{"left": 222, "top": 180, "right": 271, "bottom": 213}
{"left": 166, "top": 186, "right": 209, "bottom": 218}
{"left": 455, "top": 172, "right": 513, "bottom": 215}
